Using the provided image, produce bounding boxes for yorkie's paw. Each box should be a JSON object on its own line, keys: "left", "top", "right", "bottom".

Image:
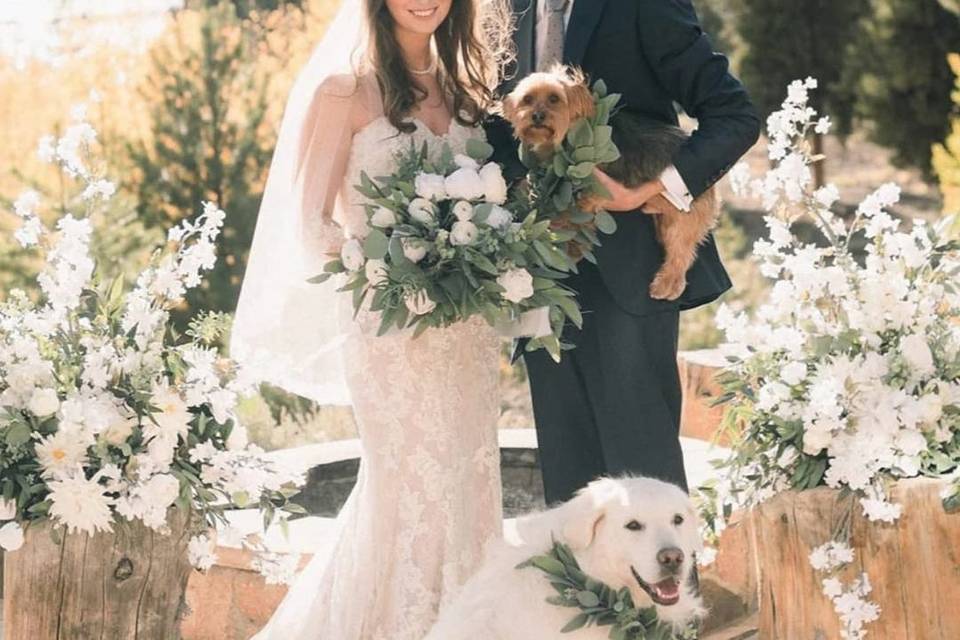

{"left": 649, "top": 268, "right": 686, "bottom": 301}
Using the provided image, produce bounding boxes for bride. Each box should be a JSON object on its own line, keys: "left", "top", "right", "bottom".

{"left": 231, "top": 0, "right": 513, "bottom": 638}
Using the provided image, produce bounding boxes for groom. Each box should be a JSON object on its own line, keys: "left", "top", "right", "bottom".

{"left": 486, "top": 0, "right": 761, "bottom": 505}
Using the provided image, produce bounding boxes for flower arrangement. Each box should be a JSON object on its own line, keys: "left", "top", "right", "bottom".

{"left": 317, "top": 138, "right": 582, "bottom": 360}
{"left": 520, "top": 79, "right": 622, "bottom": 263}
{"left": 0, "top": 109, "right": 305, "bottom": 580}
{"left": 701, "top": 78, "right": 960, "bottom": 638}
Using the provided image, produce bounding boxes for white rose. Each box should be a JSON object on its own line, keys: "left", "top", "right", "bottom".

{"left": 497, "top": 268, "right": 535, "bottom": 304}
{"left": 365, "top": 259, "right": 388, "bottom": 286}
{"left": 28, "top": 387, "right": 60, "bottom": 417}
{"left": 401, "top": 238, "right": 428, "bottom": 263}
{"left": 450, "top": 221, "right": 479, "bottom": 246}
{"left": 414, "top": 172, "right": 447, "bottom": 201}
{"left": 479, "top": 162, "right": 508, "bottom": 204}
{"left": 405, "top": 289, "right": 437, "bottom": 316}
{"left": 370, "top": 207, "right": 397, "bottom": 228}
{"left": 0, "top": 498, "right": 17, "bottom": 520}
{"left": 409, "top": 198, "right": 436, "bottom": 225}
{"left": 485, "top": 204, "right": 513, "bottom": 230}
{"left": 0, "top": 521, "right": 24, "bottom": 551}
{"left": 452, "top": 200, "right": 475, "bottom": 221}
{"left": 802, "top": 426, "right": 832, "bottom": 455}
{"left": 454, "top": 154, "right": 480, "bottom": 170}
{"left": 102, "top": 409, "right": 137, "bottom": 446}
{"left": 340, "top": 238, "right": 365, "bottom": 272}
{"left": 444, "top": 167, "right": 485, "bottom": 201}
{"left": 780, "top": 361, "right": 808, "bottom": 386}
{"left": 900, "top": 333, "right": 934, "bottom": 377}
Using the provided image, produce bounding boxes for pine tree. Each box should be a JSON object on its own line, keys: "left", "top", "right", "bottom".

{"left": 731, "top": 0, "right": 867, "bottom": 185}
{"left": 845, "top": 0, "right": 960, "bottom": 178}
{"left": 126, "top": 2, "right": 272, "bottom": 322}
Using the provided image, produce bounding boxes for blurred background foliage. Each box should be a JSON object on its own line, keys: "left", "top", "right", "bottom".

{"left": 0, "top": 0, "right": 958, "bottom": 446}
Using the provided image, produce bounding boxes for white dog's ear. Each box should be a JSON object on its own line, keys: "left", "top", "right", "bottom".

{"left": 561, "top": 479, "right": 621, "bottom": 549}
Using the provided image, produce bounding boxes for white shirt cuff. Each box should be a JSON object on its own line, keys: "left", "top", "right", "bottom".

{"left": 659, "top": 165, "right": 694, "bottom": 212}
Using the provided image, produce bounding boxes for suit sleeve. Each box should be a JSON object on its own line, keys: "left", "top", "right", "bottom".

{"left": 637, "top": 0, "right": 761, "bottom": 199}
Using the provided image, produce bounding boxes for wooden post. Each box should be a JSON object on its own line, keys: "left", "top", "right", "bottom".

{"left": 749, "top": 478, "right": 960, "bottom": 639}
{"left": 3, "top": 509, "right": 194, "bottom": 640}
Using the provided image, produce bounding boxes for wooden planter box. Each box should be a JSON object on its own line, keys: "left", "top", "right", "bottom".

{"left": 3, "top": 509, "right": 193, "bottom": 640}
{"left": 748, "top": 478, "right": 960, "bottom": 639}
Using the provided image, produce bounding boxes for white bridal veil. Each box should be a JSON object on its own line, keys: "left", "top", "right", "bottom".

{"left": 231, "top": 0, "right": 370, "bottom": 406}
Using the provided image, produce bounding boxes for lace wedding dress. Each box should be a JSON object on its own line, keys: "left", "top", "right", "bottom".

{"left": 251, "top": 74, "right": 503, "bottom": 640}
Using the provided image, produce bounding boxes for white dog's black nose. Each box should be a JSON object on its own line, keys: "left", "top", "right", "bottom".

{"left": 657, "top": 547, "right": 684, "bottom": 571}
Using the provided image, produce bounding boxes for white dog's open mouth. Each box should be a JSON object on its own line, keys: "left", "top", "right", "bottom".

{"left": 631, "top": 566, "right": 680, "bottom": 606}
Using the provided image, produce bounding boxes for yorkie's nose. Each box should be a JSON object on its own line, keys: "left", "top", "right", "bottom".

{"left": 532, "top": 110, "right": 547, "bottom": 125}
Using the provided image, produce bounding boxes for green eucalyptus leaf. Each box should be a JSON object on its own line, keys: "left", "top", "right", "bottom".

{"left": 567, "top": 162, "right": 594, "bottom": 180}
{"left": 594, "top": 210, "right": 617, "bottom": 235}
{"left": 363, "top": 229, "right": 389, "bottom": 259}
{"left": 466, "top": 138, "right": 495, "bottom": 162}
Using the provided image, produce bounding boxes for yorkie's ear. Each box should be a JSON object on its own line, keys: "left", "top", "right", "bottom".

{"left": 499, "top": 93, "right": 519, "bottom": 123}
{"left": 561, "top": 68, "right": 595, "bottom": 121}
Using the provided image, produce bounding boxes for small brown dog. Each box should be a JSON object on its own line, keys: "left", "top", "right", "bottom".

{"left": 502, "top": 65, "right": 719, "bottom": 301}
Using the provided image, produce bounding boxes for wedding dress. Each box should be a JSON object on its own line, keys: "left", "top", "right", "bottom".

{"left": 248, "top": 72, "right": 504, "bottom": 640}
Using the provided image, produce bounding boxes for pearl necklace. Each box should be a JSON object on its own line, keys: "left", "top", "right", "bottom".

{"left": 409, "top": 55, "right": 438, "bottom": 76}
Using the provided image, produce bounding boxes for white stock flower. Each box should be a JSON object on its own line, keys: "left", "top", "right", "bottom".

{"left": 415, "top": 172, "right": 448, "bottom": 200}
{"left": 188, "top": 534, "right": 218, "bottom": 571}
{"left": 408, "top": 198, "right": 436, "bottom": 225}
{"left": 47, "top": 471, "right": 114, "bottom": 535}
{"left": 28, "top": 387, "right": 60, "bottom": 417}
{"left": 899, "top": 333, "right": 934, "bottom": 377}
{"left": 444, "top": 167, "right": 485, "bottom": 201}
{"left": 405, "top": 289, "right": 436, "bottom": 316}
{"left": 365, "top": 259, "right": 388, "bottom": 286}
{"left": 115, "top": 474, "right": 180, "bottom": 531}
{"left": 452, "top": 200, "right": 474, "bottom": 221}
{"left": 0, "top": 522, "right": 24, "bottom": 551}
{"left": 370, "top": 206, "right": 397, "bottom": 228}
{"left": 251, "top": 551, "right": 301, "bottom": 585}
{"left": 781, "top": 361, "right": 808, "bottom": 386}
{"left": 401, "top": 238, "right": 428, "bottom": 263}
{"left": 496, "top": 268, "right": 535, "bottom": 304}
{"left": 479, "top": 162, "right": 508, "bottom": 204}
{"left": 340, "top": 239, "right": 365, "bottom": 272}
{"left": 860, "top": 496, "right": 902, "bottom": 523}
{"left": 450, "top": 221, "right": 479, "bottom": 246}
{"left": 485, "top": 204, "right": 513, "bottom": 230}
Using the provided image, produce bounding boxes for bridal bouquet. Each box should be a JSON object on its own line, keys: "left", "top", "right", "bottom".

{"left": 521, "top": 79, "right": 622, "bottom": 263}
{"left": 0, "top": 115, "right": 305, "bottom": 582}
{"left": 315, "top": 138, "right": 581, "bottom": 359}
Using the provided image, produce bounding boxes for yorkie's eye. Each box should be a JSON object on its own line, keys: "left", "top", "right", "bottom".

{"left": 548, "top": 94, "right": 560, "bottom": 104}
{"left": 521, "top": 94, "right": 534, "bottom": 105}
{"left": 673, "top": 514, "right": 685, "bottom": 526}
{"left": 625, "top": 520, "right": 645, "bottom": 532}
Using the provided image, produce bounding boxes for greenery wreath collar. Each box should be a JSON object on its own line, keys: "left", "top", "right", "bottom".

{"left": 516, "top": 539, "right": 696, "bottom": 640}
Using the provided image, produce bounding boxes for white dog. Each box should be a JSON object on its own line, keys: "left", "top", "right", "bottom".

{"left": 425, "top": 476, "right": 705, "bottom": 640}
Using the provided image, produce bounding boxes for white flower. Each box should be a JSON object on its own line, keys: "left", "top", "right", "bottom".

{"left": 36, "top": 431, "right": 92, "bottom": 478}
{"left": 365, "top": 259, "right": 388, "bottom": 286}
{"left": 781, "top": 361, "right": 808, "bottom": 386}
{"left": 188, "top": 534, "right": 218, "bottom": 571}
{"left": 497, "top": 268, "right": 535, "bottom": 304}
{"left": 444, "top": 167, "right": 485, "bottom": 201}
{"left": 47, "top": 471, "right": 114, "bottom": 535}
{"left": 454, "top": 154, "right": 479, "bottom": 170}
{"left": 452, "top": 200, "right": 475, "bottom": 221}
{"left": 251, "top": 551, "right": 301, "bottom": 585}
{"left": 115, "top": 474, "right": 181, "bottom": 531}
{"left": 405, "top": 289, "right": 436, "bottom": 316}
{"left": 479, "top": 162, "right": 508, "bottom": 204}
{"left": 814, "top": 116, "right": 832, "bottom": 135}
{"left": 340, "top": 239, "right": 365, "bottom": 272}
{"left": 370, "top": 207, "right": 397, "bottom": 228}
{"left": 822, "top": 577, "right": 844, "bottom": 599}
{"left": 225, "top": 422, "right": 248, "bottom": 451}
{"left": 860, "top": 496, "right": 902, "bottom": 523}
{"left": 450, "top": 221, "right": 479, "bottom": 246}
{"left": 485, "top": 204, "right": 513, "bottom": 230}
{"left": 81, "top": 179, "right": 116, "bottom": 201}
{"left": 149, "top": 387, "right": 191, "bottom": 440}
{"left": 28, "top": 387, "right": 60, "bottom": 417}
{"left": 414, "top": 172, "right": 448, "bottom": 200}
{"left": 0, "top": 498, "right": 17, "bottom": 520}
{"left": 899, "top": 333, "right": 934, "bottom": 377}
{"left": 401, "top": 238, "right": 428, "bottom": 263}
{"left": 0, "top": 522, "right": 24, "bottom": 551}
{"left": 408, "top": 198, "right": 436, "bottom": 225}
{"left": 814, "top": 184, "right": 840, "bottom": 208}
{"left": 101, "top": 408, "right": 138, "bottom": 446}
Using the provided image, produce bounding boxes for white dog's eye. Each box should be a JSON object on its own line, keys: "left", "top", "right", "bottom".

{"left": 625, "top": 520, "right": 645, "bottom": 532}
{"left": 673, "top": 514, "right": 685, "bottom": 526}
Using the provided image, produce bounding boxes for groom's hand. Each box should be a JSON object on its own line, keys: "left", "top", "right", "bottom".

{"left": 592, "top": 168, "right": 666, "bottom": 214}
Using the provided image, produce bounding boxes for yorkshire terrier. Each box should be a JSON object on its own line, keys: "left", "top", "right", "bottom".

{"left": 502, "top": 65, "right": 719, "bottom": 301}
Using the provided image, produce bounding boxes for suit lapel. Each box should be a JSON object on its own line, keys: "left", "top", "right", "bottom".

{"left": 563, "top": 0, "right": 610, "bottom": 65}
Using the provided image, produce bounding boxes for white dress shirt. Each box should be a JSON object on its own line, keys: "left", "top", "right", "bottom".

{"left": 535, "top": 0, "right": 695, "bottom": 211}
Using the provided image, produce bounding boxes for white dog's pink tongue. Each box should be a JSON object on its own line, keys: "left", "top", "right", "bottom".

{"left": 654, "top": 579, "right": 679, "bottom": 601}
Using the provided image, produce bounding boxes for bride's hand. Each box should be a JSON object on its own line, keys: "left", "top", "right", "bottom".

{"left": 592, "top": 169, "right": 665, "bottom": 214}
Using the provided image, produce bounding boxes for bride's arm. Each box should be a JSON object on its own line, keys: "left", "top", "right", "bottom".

{"left": 294, "top": 74, "right": 360, "bottom": 255}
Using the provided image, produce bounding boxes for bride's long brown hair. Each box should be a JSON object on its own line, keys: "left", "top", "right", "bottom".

{"left": 363, "top": 0, "right": 514, "bottom": 134}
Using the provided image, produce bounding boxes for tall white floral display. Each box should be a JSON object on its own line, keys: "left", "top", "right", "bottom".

{"left": 0, "top": 112, "right": 305, "bottom": 637}
{"left": 711, "top": 80, "right": 960, "bottom": 639}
